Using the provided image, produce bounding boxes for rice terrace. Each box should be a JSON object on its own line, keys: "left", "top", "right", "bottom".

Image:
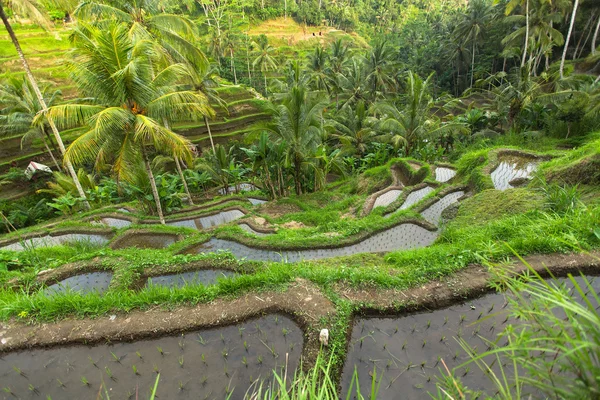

{"left": 0, "top": 0, "right": 599, "bottom": 398}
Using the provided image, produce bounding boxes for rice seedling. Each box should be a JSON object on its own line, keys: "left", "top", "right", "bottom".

{"left": 132, "top": 365, "right": 140, "bottom": 375}
{"left": 28, "top": 384, "right": 39, "bottom": 394}
{"left": 56, "top": 379, "right": 66, "bottom": 388}
{"left": 88, "top": 356, "right": 98, "bottom": 368}
{"left": 80, "top": 376, "right": 89, "bottom": 387}
{"left": 110, "top": 351, "right": 122, "bottom": 363}
{"left": 12, "top": 366, "right": 26, "bottom": 378}
{"left": 178, "top": 356, "right": 184, "bottom": 368}
{"left": 178, "top": 381, "right": 187, "bottom": 391}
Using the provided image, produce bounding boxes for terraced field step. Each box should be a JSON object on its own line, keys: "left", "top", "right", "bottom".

{"left": 0, "top": 233, "right": 111, "bottom": 252}
{"left": 165, "top": 209, "right": 246, "bottom": 230}
{"left": 491, "top": 156, "right": 538, "bottom": 191}
{"left": 0, "top": 314, "right": 302, "bottom": 399}
{"left": 342, "top": 275, "right": 600, "bottom": 399}
{"left": 146, "top": 269, "right": 236, "bottom": 289}
{"left": 45, "top": 272, "right": 113, "bottom": 297}
{"left": 434, "top": 167, "right": 456, "bottom": 183}
{"left": 192, "top": 223, "right": 439, "bottom": 262}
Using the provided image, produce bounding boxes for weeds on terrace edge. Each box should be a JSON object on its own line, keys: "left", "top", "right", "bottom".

{"left": 244, "top": 349, "right": 382, "bottom": 399}
{"left": 435, "top": 249, "right": 600, "bottom": 399}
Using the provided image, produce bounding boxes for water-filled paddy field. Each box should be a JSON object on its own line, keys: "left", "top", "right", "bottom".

{"left": 0, "top": 314, "right": 302, "bottom": 399}
{"left": 342, "top": 275, "right": 600, "bottom": 399}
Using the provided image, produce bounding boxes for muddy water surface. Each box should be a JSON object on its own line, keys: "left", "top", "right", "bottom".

{"left": 146, "top": 269, "right": 236, "bottom": 288}
{"left": 342, "top": 276, "right": 600, "bottom": 400}
{"left": 0, "top": 314, "right": 302, "bottom": 400}
{"left": 45, "top": 272, "right": 113, "bottom": 296}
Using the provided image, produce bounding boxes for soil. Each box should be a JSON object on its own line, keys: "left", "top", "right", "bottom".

{"left": 281, "top": 221, "right": 307, "bottom": 229}
{"left": 258, "top": 202, "right": 302, "bottom": 219}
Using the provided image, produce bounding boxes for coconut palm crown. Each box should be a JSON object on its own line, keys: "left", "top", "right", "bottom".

{"left": 43, "top": 22, "right": 212, "bottom": 223}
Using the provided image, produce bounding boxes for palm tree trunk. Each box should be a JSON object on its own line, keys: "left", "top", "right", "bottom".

{"left": 560, "top": 0, "right": 579, "bottom": 79}
{"left": 593, "top": 15, "right": 600, "bottom": 55}
{"left": 42, "top": 126, "right": 59, "bottom": 155}
{"left": 574, "top": 12, "right": 594, "bottom": 59}
{"left": 141, "top": 146, "right": 165, "bottom": 224}
{"left": 294, "top": 155, "right": 302, "bottom": 195}
{"left": 230, "top": 49, "right": 237, "bottom": 84}
{"left": 471, "top": 38, "right": 476, "bottom": 87}
{"left": 264, "top": 73, "right": 268, "bottom": 96}
{"left": 263, "top": 164, "right": 276, "bottom": 199}
{"left": 521, "top": 0, "right": 529, "bottom": 68}
{"left": 204, "top": 115, "right": 216, "bottom": 153}
{"left": 0, "top": 3, "right": 90, "bottom": 210}
{"left": 175, "top": 156, "right": 194, "bottom": 206}
{"left": 42, "top": 137, "right": 61, "bottom": 171}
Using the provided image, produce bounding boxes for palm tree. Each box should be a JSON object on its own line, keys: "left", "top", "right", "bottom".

{"left": 262, "top": 84, "right": 327, "bottom": 195}
{"left": 197, "top": 144, "right": 235, "bottom": 194}
{"left": 327, "top": 39, "right": 351, "bottom": 107}
{"left": 190, "top": 65, "right": 223, "bottom": 153}
{"left": 0, "top": 78, "right": 62, "bottom": 170}
{"left": 365, "top": 40, "right": 396, "bottom": 99}
{"left": 307, "top": 46, "right": 331, "bottom": 94}
{"left": 252, "top": 37, "right": 278, "bottom": 95}
{"left": 454, "top": 0, "right": 493, "bottom": 87}
{"left": 328, "top": 101, "right": 377, "bottom": 158}
{"left": 371, "top": 72, "right": 467, "bottom": 155}
{"left": 560, "top": 0, "right": 580, "bottom": 78}
{"left": 74, "top": 0, "right": 208, "bottom": 72}
{"left": 447, "top": 37, "right": 470, "bottom": 95}
{"left": 0, "top": 0, "right": 90, "bottom": 208}
{"left": 505, "top": 0, "right": 530, "bottom": 69}
{"left": 502, "top": 1, "right": 564, "bottom": 74}
{"left": 44, "top": 23, "right": 210, "bottom": 224}
{"left": 223, "top": 31, "right": 238, "bottom": 84}
{"left": 337, "top": 57, "right": 369, "bottom": 108}
{"left": 75, "top": 0, "right": 213, "bottom": 201}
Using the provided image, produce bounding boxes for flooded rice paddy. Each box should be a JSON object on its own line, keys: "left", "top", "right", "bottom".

{"left": 146, "top": 269, "right": 236, "bottom": 289}
{"left": 0, "top": 314, "right": 302, "bottom": 400}
{"left": 342, "top": 275, "right": 600, "bottom": 399}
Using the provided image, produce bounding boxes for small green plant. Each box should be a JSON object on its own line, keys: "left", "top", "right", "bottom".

{"left": 12, "top": 366, "right": 26, "bottom": 378}
{"left": 80, "top": 376, "right": 90, "bottom": 387}
{"left": 28, "top": 384, "right": 39, "bottom": 394}
{"left": 132, "top": 365, "right": 140, "bottom": 375}
{"left": 110, "top": 352, "right": 122, "bottom": 363}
